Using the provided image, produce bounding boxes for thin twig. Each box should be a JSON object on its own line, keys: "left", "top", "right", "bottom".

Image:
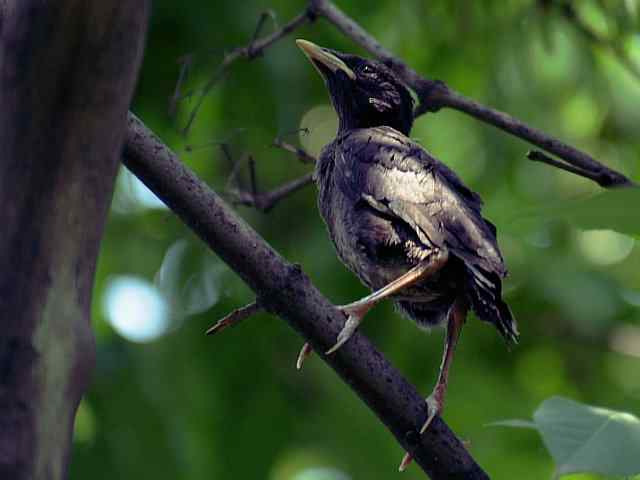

{"left": 226, "top": 137, "right": 317, "bottom": 212}
{"left": 527, "top": 150, "right": 608, "bottom": 184}
{"left": 248, "top": 155, "right": 259, "bottom": 197}
{"left": 309, "top": 0, "right": 634, "bottom": 189}
{"left": 247, "top": 10, "right": 278, "bottom": 58}
{"left": 229, "top": 172, "right": 314, "bottom": 212}
{"left": 206, "top": 300, "right": 263, "bottom": 335}
{"left": 180, "top": 10, "right": 314, "bottom": 135}
{"left": 169, "top": 54, "right": 193, "bottom": 118}
{"left": 272, "top": 138, "right": 316, "bottom": 164}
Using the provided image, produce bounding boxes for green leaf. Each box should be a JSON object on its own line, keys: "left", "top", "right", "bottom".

{"left": 534, "top": 396, "right": 640, "bottom": 477}
{"left": 491, "top": 396, "right": 640, "bottom": 477}
{"left": 488, "top": 419, "right": 537, "bottom": 429}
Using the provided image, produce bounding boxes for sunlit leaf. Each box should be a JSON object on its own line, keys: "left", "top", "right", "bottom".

{"left": 536, "top": 397, "right": 640, "bottom": 477}
{"left": 492, "top": 396, "right": 640, "bottom": 477}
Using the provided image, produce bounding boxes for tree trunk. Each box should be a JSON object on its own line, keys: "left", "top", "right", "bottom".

{"left": 0, "top": 2, "right": 148, "bottom": 479}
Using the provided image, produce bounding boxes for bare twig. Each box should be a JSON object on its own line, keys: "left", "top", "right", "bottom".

{"left": 229, "top": 172, "right": 314, "bottom": 212}
{"left": 180, "top": 9, "right": 314, "bottom": 135}
{"left": 309, "top": 0, "right": 634, "bottom": 188}
{"left": 527, "top": 150, "right": 611, "bottom": 184}
{"left": 206, "top": 300, "right": 263, "bottom": 335}
{"left": 272, "top": 137, "right": 316, "bottom": 164}
{"left": 248, "top": 155, "right": 259, "bottom": 197}
{"left": 247, "top": 10, "right": 278, "bottom": 57}
{"left": 226, "top": 137, "right": 317, "bottom": 212}
{"left": 169, "top": 54, "right": 194, "bottom": 118}
{"left": 124, "top": 112, "right": 489, "bottom": 479}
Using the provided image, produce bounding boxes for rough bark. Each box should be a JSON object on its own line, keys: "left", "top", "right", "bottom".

{"left": 0, "top": 2, "right": 148, "bottom": 479}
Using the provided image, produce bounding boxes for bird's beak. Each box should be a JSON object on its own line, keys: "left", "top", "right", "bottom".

{"left": 296, "top": 39, "right": 356, "bottom": 81}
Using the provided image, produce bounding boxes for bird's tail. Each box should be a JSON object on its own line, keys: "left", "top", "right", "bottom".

{"left": 466, "top": 267, "right": 519, "bottom": 344}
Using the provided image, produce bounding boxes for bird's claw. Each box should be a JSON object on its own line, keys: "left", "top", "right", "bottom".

{"left": 421, "top": 394, "right": 442, "bottom": 434}
{"left": 398, "top": 391, "right": 444, "bottom": 471}
{"left": 296, "top": 302, "right": 371, "bottom": 369}
{"left": 296, "top": 342, "right": 314, "bottom": 370}
{"left": 325, "top": 311, "right": 362, "bottom": 355}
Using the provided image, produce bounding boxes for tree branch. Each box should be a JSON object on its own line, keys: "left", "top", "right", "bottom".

{"left": 123, "top": 112, "right": 489, "bottom": 480}
{"left": 309, "top": 0, "right": 634, "bottom": 189}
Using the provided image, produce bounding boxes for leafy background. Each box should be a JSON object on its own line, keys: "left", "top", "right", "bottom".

{"left": 70, "top": 1, "right": 640, "bottom": 479}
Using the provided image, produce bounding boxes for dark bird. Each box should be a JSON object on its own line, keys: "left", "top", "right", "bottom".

{"left": 296, "top": 39, "right": 518, "bottom": 469}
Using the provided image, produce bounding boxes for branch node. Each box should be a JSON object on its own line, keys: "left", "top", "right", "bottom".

{"left": 206, "top": 300, "right": 263, "bottom": 335}
{"left": 413, "top": 80, "right": 450, "bottom": 116}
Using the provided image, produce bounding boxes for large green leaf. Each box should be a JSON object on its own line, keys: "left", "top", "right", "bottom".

{"left": 493, "top": 396, "right": 640, "bottom": 477}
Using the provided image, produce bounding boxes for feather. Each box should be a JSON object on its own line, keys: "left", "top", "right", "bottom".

{"left": 325, "top": 126, "right": 518, "bottom": 340}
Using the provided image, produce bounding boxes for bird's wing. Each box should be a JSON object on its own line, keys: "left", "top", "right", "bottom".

{"left": 336, "top": 126, "right": 517, "bottom": 340}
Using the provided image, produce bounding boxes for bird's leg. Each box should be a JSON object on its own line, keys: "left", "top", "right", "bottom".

{"left": 296, "top": 249, "right": 449, "bottom": 369}
{"left": 399, "top": 299, "right": 468, "bottom": 472}
{"left": 326, "top": 248, "right": 449, "bottom": 355}
{"left": 296, "top": 249, "right": 449, "bottom": 370}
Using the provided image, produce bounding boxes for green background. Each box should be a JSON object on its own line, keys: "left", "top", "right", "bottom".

{"left": 70, "top": 1, "right": 640, "bottom": 479}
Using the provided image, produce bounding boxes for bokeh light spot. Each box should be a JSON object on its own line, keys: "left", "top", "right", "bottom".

{"left": 609, "top": 325, "right": 640, "bottom": 358}
{"left": 299, "top": 105, "right": 338, "bottom": 158}
{"left": 576, "top": 229, "right": 635, "bottom": 266}
{"left": 292, "top": 468, "right": 351, "bottom": 480}
{"left": 103, "top": 275, "right": 170, "bottom": 343}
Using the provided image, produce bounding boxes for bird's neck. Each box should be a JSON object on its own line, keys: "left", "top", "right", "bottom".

{"left": 337, "top": 110, "right": 412, "bottom": 136}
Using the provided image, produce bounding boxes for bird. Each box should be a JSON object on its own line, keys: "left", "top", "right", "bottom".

{"left": 295, "top": 39, "right": 518, "bottom": 470}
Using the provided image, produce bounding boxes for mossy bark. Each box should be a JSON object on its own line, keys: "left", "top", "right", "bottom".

{"left": 0, "top": 2, "right": 149, "bottom": 479}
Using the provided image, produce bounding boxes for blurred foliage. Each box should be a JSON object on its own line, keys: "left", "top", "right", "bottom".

{"left": 71, "top": 1, "right": 639, "bottom": 479}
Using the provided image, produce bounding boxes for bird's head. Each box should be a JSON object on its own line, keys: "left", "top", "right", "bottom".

{"left": 296, "top": 39, "right": 414, "bottom": 135}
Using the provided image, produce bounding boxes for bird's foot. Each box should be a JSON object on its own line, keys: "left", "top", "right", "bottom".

{"left": 398, "top": 387, "right": 445, "bottom": 471}
{"left": 325, "top": 302, "right": 372, "bottom": 355}
{"left": 296, "top": 301, "right": 374, "bottom": 370}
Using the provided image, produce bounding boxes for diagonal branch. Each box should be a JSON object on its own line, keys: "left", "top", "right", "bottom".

{"left": 123, "top": 112, "right": 489, "bottom": 480}
{"left": 308, "top": 0, "right": 634, "bottom": 189}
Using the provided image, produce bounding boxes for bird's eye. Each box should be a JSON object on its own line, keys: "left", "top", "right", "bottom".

{"left": 361, "top": 65, "right": 374, "bottom": 74}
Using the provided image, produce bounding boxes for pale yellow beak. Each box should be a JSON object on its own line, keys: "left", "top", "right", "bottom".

{"left": 296, "top": 39, "right": 356, "bottom": 80}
